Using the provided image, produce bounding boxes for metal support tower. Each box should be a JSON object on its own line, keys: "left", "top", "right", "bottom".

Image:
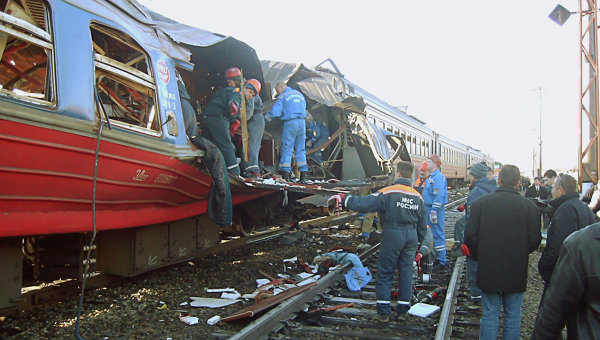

{"left": 580, "top": 0, "right": 600, "bottom": 187}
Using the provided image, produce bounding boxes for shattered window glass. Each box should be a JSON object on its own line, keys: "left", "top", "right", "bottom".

{"left": 91, "top": 24, "right": 160, "bottom": 135}
{"left": 0, "top": 0, "right": 53, "bottom": 103}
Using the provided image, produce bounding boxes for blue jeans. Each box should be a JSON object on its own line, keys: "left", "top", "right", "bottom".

{"left": 466, "top": 257, "right": 482, "bottom": 298}
{"left": 480, "top": 291, "right": 524, "bottom": 340}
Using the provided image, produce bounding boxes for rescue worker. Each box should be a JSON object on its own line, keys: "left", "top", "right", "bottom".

{"left": 413, "top": 161, "right": 429, "bottom": 194}
{"left": 327, "top": 161, "right": 427, "bottom": 322}
{"left": 265, "top": 81, "right": 308, "bottom": 182}
{"left": 200, "top": 67, "right": 242, "bottom": 175}
{"left": 422, "top": 154, "right": 448, "bottom": 272}
{"left": 305, "top": 116, "right": 330, "bottom": 163}
{"left": 242, "top": 79, "right": 264, "bottom": 178}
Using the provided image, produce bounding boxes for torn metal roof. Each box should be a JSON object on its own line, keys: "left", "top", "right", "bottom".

{"left": 260, "top": 60, "right": 365, "bottom": 112}
{"left": 65, "top": 0, "right": 262, "bottom": 77}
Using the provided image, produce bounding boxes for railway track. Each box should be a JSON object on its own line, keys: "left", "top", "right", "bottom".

{"left": 1, "top": 212, "right": 357, "bottom": 317}
{"left": 205, "top": 198, "right": 473, "bottom": 340}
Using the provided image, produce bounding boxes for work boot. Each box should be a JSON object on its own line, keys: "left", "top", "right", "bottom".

{"left": 373, "top": 313, "right": 389, "bottom": 322}
{"left": 281, "top": 171, "right": 291, "bottom": 182}
{"left": 432, "top": 261, "right": 446, "bottom": 273}
{"left": 396, "top": 313, "right": 408, "bottom": 322}
{"left": 299, "top": 171, "right": 308, "bottom": 184}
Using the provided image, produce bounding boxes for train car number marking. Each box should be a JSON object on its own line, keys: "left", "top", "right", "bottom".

{"left": 155, "top": 173, "right": 177, "bottom": 184}
{"left": 133, "top": 169, "right": 149, "bottom": 182}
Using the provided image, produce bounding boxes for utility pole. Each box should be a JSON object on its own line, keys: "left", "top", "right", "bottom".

{"left": 535, "top": 86, "right": 543, "bottom": 177}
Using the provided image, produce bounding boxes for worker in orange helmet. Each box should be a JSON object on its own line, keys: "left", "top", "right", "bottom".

{"left": 413, "top": 161, "right": 429, "bottom": 194}
{"left": 199, "top": 67, "right": 243, "bottom": 175}
{"left": 242, "top": 79, "right": 264, "bottom": 177}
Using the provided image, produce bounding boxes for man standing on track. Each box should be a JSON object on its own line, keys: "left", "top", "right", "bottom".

{"left": 422, "top": 154, "right": 448, "bottom": 272}
{"left": 463, "top": 162, "right": 497, "bottom": 302}
{"left": 327, "top": 161, "right": 427, "bottom": 322}
{"left": 537, "top": 174, "right": 595, "bottom": 302}
{"left": 464, "top": 164, "right": 541, "bottom": 340}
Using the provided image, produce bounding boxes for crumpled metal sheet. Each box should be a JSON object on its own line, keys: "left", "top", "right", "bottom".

{"left": 261, "top": 60, "right": 365, "bottom": 112}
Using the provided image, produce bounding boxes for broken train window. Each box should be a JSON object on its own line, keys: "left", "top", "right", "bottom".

{"left": 0, "top": 0, "right": 54, "bottom": 103}
{"left": 91, "top": 24, "right": 160, "bottom": 135}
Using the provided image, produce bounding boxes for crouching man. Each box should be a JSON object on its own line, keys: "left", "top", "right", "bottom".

{"left": 328, "top": 161, "right": 427, "bottom": 322}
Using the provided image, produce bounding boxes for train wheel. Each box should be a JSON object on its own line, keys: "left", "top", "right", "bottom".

{"left": 232, "top": 209, "right": 255, "bottom": 236}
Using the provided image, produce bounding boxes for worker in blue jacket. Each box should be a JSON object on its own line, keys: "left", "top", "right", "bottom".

{"left": 327, "top": 161, "right": 427, "bottom": 322}
{"left": 306, "top": 116, "right": 330, "bottom": 163}
{"left": 422, "top": 154, "right": 448, "bottom": 271}
{"left": 464, "top": 162, "right": 497, "bottom": 301}
{"left": 200, "top": 67, "right": 244, "bottom": 175}
{"left": 265, "top": 81, "right": 308, "bottom": 182}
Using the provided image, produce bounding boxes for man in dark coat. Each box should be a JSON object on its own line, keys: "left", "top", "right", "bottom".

{"left": 532, "top": 223, "right": 600, "bottom": 340}
{"left": 525, "top": 177, "right": 549, "bottom": 199}
{"left": 465, "top": 164, "right": 541, "bottom": 340}
{"left": 538, "top": 174, "right": 595, "bottom": 298}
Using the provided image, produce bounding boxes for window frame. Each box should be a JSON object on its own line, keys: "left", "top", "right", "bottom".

{"left": 91, "top": 23, "right": 162, "bottom": 137}
{"left": 0, "top": 2, "right": 55, "bottom": 105}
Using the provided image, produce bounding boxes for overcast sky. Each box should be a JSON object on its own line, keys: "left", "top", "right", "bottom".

{"left": 140, "top": 0, "right": 581, "bottom": 178}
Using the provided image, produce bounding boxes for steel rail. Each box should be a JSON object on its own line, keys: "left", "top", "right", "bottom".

{"left": 229, "top": 242, "right": 381, "bottom": 340}
{"left": 434, "top": 255, "right": 465, "bottom": 340}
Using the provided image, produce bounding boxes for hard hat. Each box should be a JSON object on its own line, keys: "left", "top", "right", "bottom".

{"left": 419, "top": 161, "right": 428, "bottom": 171}
{"left": 225, "top": 67, "right": 242, "bottom": 79}
{"left": 428, "top": 154, "right": 442, "bottom": 167}
{"left": 245, "top": 79, "right": 261, "bottom": 95}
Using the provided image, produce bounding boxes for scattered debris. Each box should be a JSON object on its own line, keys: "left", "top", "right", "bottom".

{"left": 280, "top": 231, "right": 306, "bottom": 245}
{"left": 189, "top": 297, "right": 241, "bottom": 308}
{"left": 221, "top": 291, "right": 241, "bottom": 300}
{"left": 221, "top": 283, "right": 317, "bottom": 322}
{"left": 179, "top": 315, "right": 199, "bottom": 325}
{"left": 408, "top": 302, "right": 440, "bottom": 317}
{"left": 206, "top": 288, "right": 236, "bottom": 293}
{"left": 206, "top": 315, "right": 221, "bottom": 325}
{"left": 344, "top": 267, "right": 372, "bottom": 291}
{"left": 256, "top": 278, "right": 271, "bottom": 287}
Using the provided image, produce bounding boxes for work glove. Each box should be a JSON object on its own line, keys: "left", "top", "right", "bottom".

{"left": 457, "top": 203, "right": 466, "bottom": 212}
{"left": 429, "top": 210, "right": 438, "bottom": 224}
{"left": 461, "top": 243, "right": 471, "bottom": 257}
{"left": 327, "top": 193, "right": 346, "bottom": 215}
{"left": 229, "top": 120, "right": 240, "bottom": 137}
{"left": 230, "top": 102, "right": 238, "bottom": 116}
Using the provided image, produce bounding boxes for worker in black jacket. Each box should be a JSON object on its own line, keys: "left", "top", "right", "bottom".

{"left": 532, "top": 223, "right": 600, "bottom": 340}
{"left": 464, "top": 164, "right": 541, "bottom": 340}
{"left": 538, "top": 174, "right": 595, "bottom": 296}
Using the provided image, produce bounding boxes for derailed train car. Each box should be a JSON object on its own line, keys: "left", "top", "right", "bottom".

{"left": 0, "top": 0, "right": 405, "bottom": 311}
{"left": 260, "top": 59, "right": 493, "bottom": 187}
{"left": 259, "top": 60, "right": 408, "bottom": 183}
